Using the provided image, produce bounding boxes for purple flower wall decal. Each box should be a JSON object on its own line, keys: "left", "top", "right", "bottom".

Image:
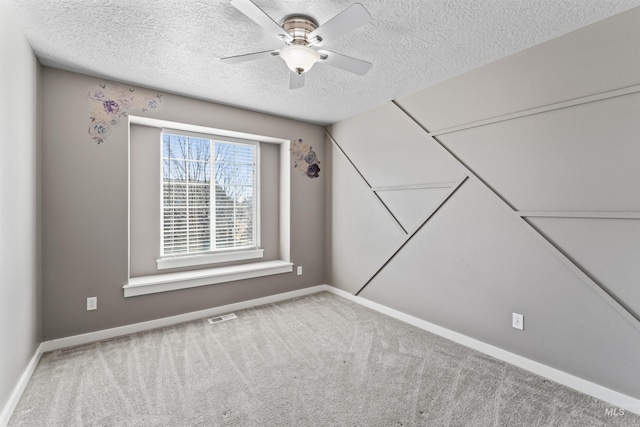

{"left": 304, "top": 148, "right": 317, "bottom": 164}
{"left": 88, "top": 83, "right": 164, "bottom": 144}
{"left": 87, "top": 87, "right": 106, "bottom": 101}
{"left": 88, "top": 119, "right": 111, "bottom": 140}
{"left": 306, "top": 163, "right": 321, "bottom": 178}
{"left": 102, "top": 100, "right": 121, "bottom": 114}
{"left": 291, "top": 138, "right": 321, "bottom": 179}
{"left": 143, "top": 97, "right": 161, "bottom": 111}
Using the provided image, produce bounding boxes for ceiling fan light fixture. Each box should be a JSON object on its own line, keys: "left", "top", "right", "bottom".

{"left": 280, "top": 45, "right": 319, "bottom": 74}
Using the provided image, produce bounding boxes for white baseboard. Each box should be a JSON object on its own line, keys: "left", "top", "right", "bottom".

{"left": 0, "top": 343, "right": 44, "bottom": 427}
{"left": 7, "top": 284, "right": 639, "bottom": 424}
{"left": 324, "top": 285, "right": 640, "bottom": 416}
{"left": 42, "top": 285, "right": 328, "bottom": 352}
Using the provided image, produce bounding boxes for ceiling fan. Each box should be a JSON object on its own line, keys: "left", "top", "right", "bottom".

{"left": 221, "top": 0, "right": 373, "bottom": 89}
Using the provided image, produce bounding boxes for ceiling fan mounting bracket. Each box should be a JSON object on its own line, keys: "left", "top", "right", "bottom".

{"left": 282, "top": 15, "right": 318, "bottom": 46}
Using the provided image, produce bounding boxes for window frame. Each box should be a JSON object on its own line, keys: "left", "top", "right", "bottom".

{"left": 157, "top": 128, "right": 262, "bottom": 269}
{"left": 125, "top": 116, "right": 292, "bottom": 297}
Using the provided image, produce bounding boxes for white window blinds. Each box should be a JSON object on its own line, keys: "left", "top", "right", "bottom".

{"left": 161, "top": 131, "right": 258, "bottom": 256}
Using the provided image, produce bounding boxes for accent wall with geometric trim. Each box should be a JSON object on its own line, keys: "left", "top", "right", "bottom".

{"left": 327, "top": 7, "right": 640, "bottom": 400}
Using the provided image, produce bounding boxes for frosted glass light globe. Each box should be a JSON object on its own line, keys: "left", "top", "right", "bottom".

{"left": 279, "top": 45, "right": 320, "bottom": 74}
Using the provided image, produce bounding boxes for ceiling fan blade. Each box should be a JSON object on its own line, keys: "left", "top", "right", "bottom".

{"left": 221, "top": 49, "right": 279, "bottom": 64}
{"left": 308, "top": 3, "right": 371, "bottom": 47}
{"left": 289, "top": 71, "right": 305, "bottom": 89}
{"left": 317, "top": 50, "right": 372, "bottom": 75}
{"left": 230, "top": 0, "right": 293, "bottom": 42}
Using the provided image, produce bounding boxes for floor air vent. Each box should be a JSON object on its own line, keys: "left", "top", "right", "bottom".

{"left": 208, "top": 313, "right": 237, "bottom": 324}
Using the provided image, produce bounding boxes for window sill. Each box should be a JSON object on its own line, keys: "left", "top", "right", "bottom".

{"left": 156, "top": 249, "right": 264, "bottom": 270}
{"left": 124, "top": 260, "right": 293, "bottom": 297}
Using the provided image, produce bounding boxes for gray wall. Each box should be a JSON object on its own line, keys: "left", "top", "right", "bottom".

{"left": 328, "top": 7, "right": 640, "bottom": 400}
{"left": 0, "top": 0, "right": 42, "bottom": 415}
{"left": 41, "top": 67, "right": 325, "bottom": 340}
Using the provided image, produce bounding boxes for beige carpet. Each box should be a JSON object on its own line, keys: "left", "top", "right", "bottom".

{"left": 9, "top": 292, "right": 640, "bottom": 426}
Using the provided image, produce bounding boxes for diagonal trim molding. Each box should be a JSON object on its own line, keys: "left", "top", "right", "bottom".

{"left": 373, "top": 186, "right": 455, "bottom": 234}
{"left": 390, "top": 99, "right": 640, "bottom": 332}
{"left": 327, "top": 128, "right": 471, "bottom": 297}
{"left": 326, "top": 130, "right": 408, "bottom": 234}
{"left": 356, "top": 176, "right": 468, "bottom": 296}
{"left": 523, "top": 217, "right": 640, "bottom": 323}
{"left": 402, "top": 83, "right": 640, "bottom": 137}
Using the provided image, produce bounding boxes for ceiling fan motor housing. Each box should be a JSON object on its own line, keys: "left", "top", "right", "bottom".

{"left": 282, "top": 16, "right": 318, "bottom": 46}
{"left": 280, "top": 15, "right": 320, "bottom": 74}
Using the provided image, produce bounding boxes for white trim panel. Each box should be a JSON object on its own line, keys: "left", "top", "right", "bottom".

{"left": 428, "top": 83, "right": 640, "bottom": 137}
{"left": 324, "top": 286, "right": 640, "bottom": 416}
{"left": 156, "top": 249, "right": 264, "bottom": 269}
{"left": 124, "top": 260, "right": 293, "bottom": 297}
{"left": 279, "top": 138, "right": 291, "bottom": 262}
{"left": 517, "top": 211, "right": 640, "bottom": 220}
{"left": 0, "top": 344, "right": 44, "bottom": 427}
{"left": 130, "top": 115, "right": 289, "bottom": 145}
{"left": 161, "top": 127, "right": 261, "bottom": 146}
{"left": 372, "top": 181, "right": 457, "bottom": 192}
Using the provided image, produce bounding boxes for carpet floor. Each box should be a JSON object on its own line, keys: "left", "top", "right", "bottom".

{"left": 9, "top": 292, "right": 640, "bottom": 426}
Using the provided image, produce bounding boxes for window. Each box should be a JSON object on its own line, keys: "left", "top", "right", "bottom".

{"left": 161, "top": 130, "right": 260, "bottom": 264}
{"left": 125, "top": 116, "right": 292, "bottom": 297}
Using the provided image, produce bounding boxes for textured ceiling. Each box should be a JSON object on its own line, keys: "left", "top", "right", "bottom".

{"left": 7, "top": 0, "right": 640, "bottom": 124}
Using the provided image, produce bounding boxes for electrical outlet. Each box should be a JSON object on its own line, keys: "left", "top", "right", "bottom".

{"left": 297, "top": 266, "right": 302, "bottom": 275}
{"left": 87, "top": 297, "right": 97, "bottom": 311}
{"left": 512, "top": 313, "right": 524, "bottom": 330}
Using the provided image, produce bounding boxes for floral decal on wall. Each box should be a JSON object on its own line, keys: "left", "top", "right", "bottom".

{"left": 88, "top": 83, "right": 164, "bottom": 144}
{"left": 291, "top": 139, "right": 321, "bottom": 179}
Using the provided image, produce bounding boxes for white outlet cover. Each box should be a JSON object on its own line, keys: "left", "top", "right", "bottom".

{"left": 297, "top": 266, "right": 303, "bottom": 275}
{"left": 512, "top": 313, "right": 524, "bottom": 330}
{"left": 87, "top": 297, "right": 97, "bottom": 311}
